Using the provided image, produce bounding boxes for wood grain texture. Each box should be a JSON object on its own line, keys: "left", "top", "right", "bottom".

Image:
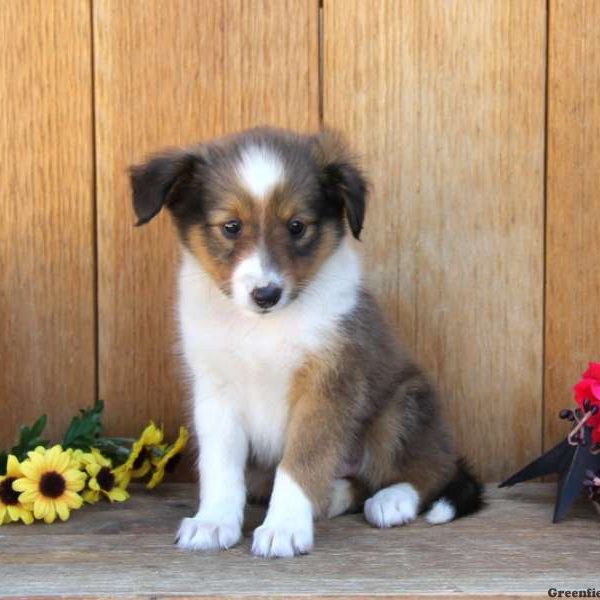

{"left": 94, "top": 1, "right": 319, "bottom": 444}
{"left": 324, "top": 1, "right": 546, "bottom": 481}
{"left": 0, "top": 2, "right": 95, "bottom": 443}
{"left": 544, "top": 1, "right": 600, "bottom": 449}
{"left": 0, "top": 483, "right": 595, "bottom": 597}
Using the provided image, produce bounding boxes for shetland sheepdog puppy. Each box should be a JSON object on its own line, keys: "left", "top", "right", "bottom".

{"left": 130, "top": 127, "right": 483, "bottom": 558}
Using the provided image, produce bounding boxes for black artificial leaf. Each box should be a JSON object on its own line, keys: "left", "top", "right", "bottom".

{"left": 500, "top": 426, "right": 600, "bottom": 522}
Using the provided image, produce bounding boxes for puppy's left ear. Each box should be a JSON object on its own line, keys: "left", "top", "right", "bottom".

{"left": 129, "top": 149, "right": 199, "bottom": 226}
{"left": 312, "top": 129, "right": 368, "bottom": 239}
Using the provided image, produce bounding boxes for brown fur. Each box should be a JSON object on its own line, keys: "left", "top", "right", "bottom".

{"left": 278, "top": 289, "right": 457, "bottom": 517}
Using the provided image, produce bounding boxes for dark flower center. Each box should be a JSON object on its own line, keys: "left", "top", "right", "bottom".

{"left": 39, "top": 471, "right": 66, "bottom": 498}
{"left": 0, "top": 477, "right": 20, "bottom": 505}
{"left": 133, "top": 449, "right": 147, "bottom": 470}
{"left": 97, "top": 467, "right": 115, "bottom": 492}
{"left": 165, "top": 453, "right": 182, "bottom": 474}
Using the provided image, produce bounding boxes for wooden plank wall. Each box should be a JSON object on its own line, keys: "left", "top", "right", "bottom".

{"left": 0, "top": 2, "right": 96, "bottom": 445}
{"left": 545, "top": 0, "right": 600, "bottom": 449}
{"left": 1, "top": 0, "right": 598, "bottom": 481}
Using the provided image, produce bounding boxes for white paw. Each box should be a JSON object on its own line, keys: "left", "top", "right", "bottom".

{"left": 364, "top": 483, "right": 419, "bottom": 528}
{"left": 176, "top": 517, "right": 241, "bottom": 551}
{"left": 252, "top": 520, "right": 313, "bottom": 558}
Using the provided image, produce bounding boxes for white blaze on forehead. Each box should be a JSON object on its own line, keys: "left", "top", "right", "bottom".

{"left": 236, "top": 145, "right": 285, "bottom": 200}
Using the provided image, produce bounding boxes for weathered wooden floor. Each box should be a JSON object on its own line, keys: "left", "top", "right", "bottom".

{"left": 0, "top": 483, "right": 598, "bottom": 599}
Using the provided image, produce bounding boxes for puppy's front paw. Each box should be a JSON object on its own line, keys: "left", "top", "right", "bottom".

{"left": 251, "top": 520, "right": 313, "bottom": 558}
{"left": 176, "top": 517, "right": 241, "bottom": 551}
{"left": 364, "top": 483, "right": 419, "bottom": 528}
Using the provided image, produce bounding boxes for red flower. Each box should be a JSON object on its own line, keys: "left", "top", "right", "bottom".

{"left": 573, "top": 362, "right": 600, "bottom": 438}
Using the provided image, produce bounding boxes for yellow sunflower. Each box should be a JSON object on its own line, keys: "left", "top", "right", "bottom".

{"left": 82, "top": 452, "right": 129, "bottom": 504}
{"left": 116, "top": 422, "right": 164, "bottom": 486}
{"left": 0, "top": 455, "right": 34, "bottom": 525}
{"left": 13, "top": 445, "right": 86, "bottom": 523}
{"left": 147, "top": 427, "right": 189, "bottom": 489}
{"left": 66, "top": 448, "right": 96, "bottom": 470}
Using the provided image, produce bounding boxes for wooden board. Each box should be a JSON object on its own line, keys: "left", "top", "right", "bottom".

{"left": 544, "top": 1, "right": 600, "bottom": 448}
{"left": 0, "top": 483, "right": 596, "bottom": 598}
{"left": 94, "top": 0, "right": 319, "bottom": 444}
{"left": 323, "top": 0, "right": 546, "bottom": 481}
{"left": 0, "top": 2, "right": 95, "bottom": 443}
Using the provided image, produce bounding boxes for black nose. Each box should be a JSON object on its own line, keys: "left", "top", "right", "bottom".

{"left": 251, "top": 284, "right": 282, "bottom": 309}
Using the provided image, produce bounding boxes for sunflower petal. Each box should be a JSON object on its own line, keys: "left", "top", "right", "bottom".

{"left": 83, "top": 490, "right": 99, "bottom": 504}
{"left": 54, "top": 451, "right": 71, "bottom": 473}
{"left": 56, "top": 501, "right": 70, "bottom": 521}
{"left": 19, "top": 461, "right": 41, "bottom": 482}
{"left": 33, "top": 499, "right": 49, "bottom": 520}
{"left": 13, "top": 478, "right": 37, "bottom": 493}
{"left": 108, "top": 487, "right": 129, "bottom": 502}
{"left": 63, "top": 491, "right": 83, "bottom": 509}
{"left": 86, "top": 463, "right": 101, "bottom": 478}
{"left": 43, "top": 502, "right": 57, "bottom": 524}
{"left": 17, "top": 489, "right": 39, "bottom": 504}
{"left": 6, "top": 455, "right": 22, "bottom": 478}
{"left": 20, "top": 509, "right": 34, "bottom": 525}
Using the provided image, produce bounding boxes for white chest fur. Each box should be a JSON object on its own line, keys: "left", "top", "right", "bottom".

{"left": 177, "top": 240, "right": 362, "bottom": 465}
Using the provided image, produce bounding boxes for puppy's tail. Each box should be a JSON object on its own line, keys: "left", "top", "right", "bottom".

{"left": 424, "top": 458, "right": 484, "bottom": 525}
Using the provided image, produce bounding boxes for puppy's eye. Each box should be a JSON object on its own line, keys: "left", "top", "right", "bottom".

{"left": 288, "top": 220, "right": 306, "bottom": 239}
{"left": 222, "top": 220, "right": 242, "bottom": 239}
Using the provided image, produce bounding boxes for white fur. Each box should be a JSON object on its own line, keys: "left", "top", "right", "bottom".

{"left": 252, "top": 469, "right": 314, "bottom": 558}
{"left": 327, "top": 478, "right": 354, "bottom": 518}
{"left": 177, "top": 239, "right": 362, "bottom": 552}
{"left": 231, "top": 249, "right": 288, "bottom": 313}
{"left": 237, "top": 145, "right": 285, "bottom": 199}
{"left": 364, "top": 483, "right": 419, "bottom": 528}
{"left": 176, "top": 379, "right": 247, "bottom": 551}
{"left": 426, "top": 498, "right": 456, "bottom": 525}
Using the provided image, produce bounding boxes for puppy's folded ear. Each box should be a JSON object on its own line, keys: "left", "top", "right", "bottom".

{"left": 312, "top": 129, "right": 368, "bottom": 240}
{"left": 129, "top": 149, "right": 200, "bottom": 226}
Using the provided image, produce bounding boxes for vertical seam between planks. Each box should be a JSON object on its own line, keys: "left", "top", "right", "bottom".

{"left": 221, "top": 0, "right": 227, "bottom": 132}
{"left": 541, "top": 0, "right": 551, "bottom": 453}
{"left": 89, "top": 0, "right": 100, "bottom": 405}
{"left": 318, "top": 0, "right": 324, "bottom": 128}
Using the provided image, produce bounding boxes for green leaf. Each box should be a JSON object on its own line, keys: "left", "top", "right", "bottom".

{"left": 0, "top": 451, "right": 7, "bottom": 476}
{"left": 62, "top": 399, "right": 105, "bottom": 451}
{"left": 30, "top": 414, "right": 47, "bottom": 438}
{"left": 9, "top": 414, "right": 49, "bottom": 461}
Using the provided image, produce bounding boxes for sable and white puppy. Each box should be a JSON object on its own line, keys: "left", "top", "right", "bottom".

{"left": 130, "top": 127, "right": 483, "bottom": 558}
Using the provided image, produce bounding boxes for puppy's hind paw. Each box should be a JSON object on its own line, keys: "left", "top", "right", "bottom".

{"left": 176, "top": 517, "right": 241, "bottom": 551}
{"left": 364, "top": 483, "right": 419, "bottom": 528}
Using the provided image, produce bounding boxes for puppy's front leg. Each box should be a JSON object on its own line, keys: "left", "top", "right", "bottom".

{"left": 177, "top": 381, "right": 247, "bottom": 551}
{"left": 252, "top": 363, "right": 344, "bottom": 558}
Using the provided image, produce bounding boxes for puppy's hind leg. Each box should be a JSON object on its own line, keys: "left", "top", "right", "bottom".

{"left": 327, "top": 478, "right": 368, "bottom": 518}
{"left": 361, "top": 370, "right": 457, "bottom": 529}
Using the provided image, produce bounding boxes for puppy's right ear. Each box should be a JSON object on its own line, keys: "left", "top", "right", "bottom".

{"left": 129, "top": 150, "right": 199, "bottom": 226}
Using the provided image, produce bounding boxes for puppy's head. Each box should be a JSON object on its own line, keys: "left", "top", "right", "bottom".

{"left": 130, "top": 128, "right": 367, "bottom": 314}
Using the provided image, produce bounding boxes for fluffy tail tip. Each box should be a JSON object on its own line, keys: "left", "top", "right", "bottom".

{"left": 425, "top": 458, "right": 484, "bottom": 525}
